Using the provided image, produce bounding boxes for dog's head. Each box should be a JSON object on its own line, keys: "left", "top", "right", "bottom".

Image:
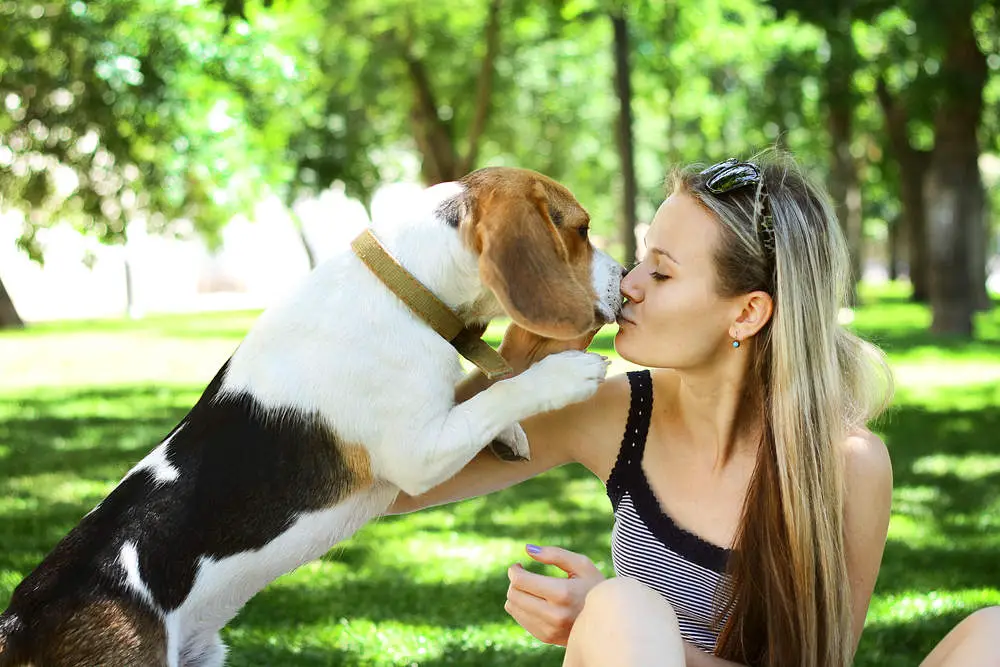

{"left": 442, "top": 167, "right": 623, "bottom": 340}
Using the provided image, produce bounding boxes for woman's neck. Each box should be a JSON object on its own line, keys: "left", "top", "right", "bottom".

{"left": 671, "top": 356, "right": 762, "bottom": 469}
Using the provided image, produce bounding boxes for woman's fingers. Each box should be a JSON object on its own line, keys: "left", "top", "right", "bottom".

{"left": 505, "top": 554, "right": 606, "bottom": 647}
{"left": 524, "top": 544, "right": 604, "bottom": 580}
{"left": 509, "top": 564, "right": 581, "bottom": 605}
{"left": 505, "top": 577, "right": 578, "bottom": 646}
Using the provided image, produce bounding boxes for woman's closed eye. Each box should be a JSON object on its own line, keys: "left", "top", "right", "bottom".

{"left": 630, "top": 259, "right": 670, "bottom": 282}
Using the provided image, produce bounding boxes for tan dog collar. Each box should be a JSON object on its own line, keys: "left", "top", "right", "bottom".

{"left": 351, "top": 229, "right": 514, "bottom": 381}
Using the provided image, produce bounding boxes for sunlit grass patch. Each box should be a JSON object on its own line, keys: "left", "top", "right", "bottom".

{"left": 912, "top": 453, "right": 1000, "bottom": 481}
{"left": 868, "top": 589, "right": 1000, "bottom": 626}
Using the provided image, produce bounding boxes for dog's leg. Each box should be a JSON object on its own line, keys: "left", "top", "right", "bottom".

{"left": 489, "top": 422, "right": 529, "bottom": 461}
{"left": 180, "top": 634, "right": 226, "bottom": 667}
{"left": 383, "top": 350, "right": 608, "bottom": 496}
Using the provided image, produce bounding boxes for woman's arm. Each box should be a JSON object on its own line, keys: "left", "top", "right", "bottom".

{"left": 843, "top": 428, "right": 894, "bottom": 647}
{"left": 388, "top": 324, "right": 625, "bottom": 514}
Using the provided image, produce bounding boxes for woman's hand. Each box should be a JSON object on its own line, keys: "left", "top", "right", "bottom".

{"left": 504, "top": 544, "right": 606, "bottom": 646}
{"left": 498, "top": 324, "right": 600, "bottom": 376}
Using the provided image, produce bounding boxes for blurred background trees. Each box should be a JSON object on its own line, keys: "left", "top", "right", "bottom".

{"left": 1, "top": 0, "right": 998, "bottom": 333}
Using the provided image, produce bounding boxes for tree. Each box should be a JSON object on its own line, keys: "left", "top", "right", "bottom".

{"left": 921, "top": 0, "right": 991, "bottom": 335}
{"left": 0, "top": 276, "right": 23, "bottom": 329}
{"left": 764, "top": 0, "right": 895, "bottom": 305}
{"left": 322, "top": 0, "right": 507, "bottom": 186}
{"left": 611, "top": 7, "right": 639, "bottom": 264}
{"left": 0, "top": 0, "right": 311, "bottom": 325}
{"left": 874, "top": 75, "right": 931, "bottom": 301}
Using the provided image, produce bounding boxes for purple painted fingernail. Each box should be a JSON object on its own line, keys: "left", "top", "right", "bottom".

{"left": 526, "top": 544, "right": 542, "bottom": 555}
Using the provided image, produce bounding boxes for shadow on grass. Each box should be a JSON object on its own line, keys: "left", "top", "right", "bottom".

{"left": 849, "top": 294, "right": 1000, "bottom": 355}
{"left": 856, "top": 609, "right": 968, "bottom": 667}
{"left": 223, "top": 642, "right": 361, "bottom": 667}
{"left": 235, "top": 572, "right": 511, "bottom": 630}
{"left": 223, "top": 632, "right": 563, "bottom": 667}
{"left": 2, "top": 377, "right": 998, "bottom": 663}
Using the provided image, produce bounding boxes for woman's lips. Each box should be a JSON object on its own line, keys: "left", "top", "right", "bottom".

{"left": 616, "top": 313, "right": 635, "bottom": 326}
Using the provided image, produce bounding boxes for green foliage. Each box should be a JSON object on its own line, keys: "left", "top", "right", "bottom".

{"left": 0, "top": 284, "right": 998, "bottom": 665}
{"left": 0, "top": 0, "right": 303, "bottom": 254}
{"left": 2, "top": 0, "right": 998, "bottom": 265}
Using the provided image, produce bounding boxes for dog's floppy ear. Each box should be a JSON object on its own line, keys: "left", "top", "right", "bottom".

{"left": 476, "top": 182, "right": 596, "bottom": 339}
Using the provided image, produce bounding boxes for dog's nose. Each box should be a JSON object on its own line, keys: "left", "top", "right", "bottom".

{"left": 620, "top": 265, "right": 629, "bottom": 278}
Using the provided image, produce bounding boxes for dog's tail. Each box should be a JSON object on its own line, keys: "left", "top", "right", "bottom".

{"left": 0, "top": 612, "right": 27, "bottom": 667}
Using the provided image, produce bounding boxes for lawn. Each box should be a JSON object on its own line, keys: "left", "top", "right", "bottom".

{"left": 1, "top": 283, "right": 998, "bottom": 666}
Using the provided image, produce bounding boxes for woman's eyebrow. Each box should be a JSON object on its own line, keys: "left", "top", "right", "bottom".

{"left": 647, "top": 246, "right": 681, "bottom": 266}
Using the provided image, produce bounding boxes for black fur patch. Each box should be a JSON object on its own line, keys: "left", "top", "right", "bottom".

{"left": 549, "top": 207, "right": 563, "bottom": 227}
{"left": 0, "top": 359, "right": 359, "bottom": 654}
{"left": 435, "top": 193, "right": 467, "bottom": 228}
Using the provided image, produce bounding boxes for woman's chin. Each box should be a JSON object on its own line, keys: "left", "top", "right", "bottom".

{"left": 614, "top": 327, "right": 635, "bottom": 355}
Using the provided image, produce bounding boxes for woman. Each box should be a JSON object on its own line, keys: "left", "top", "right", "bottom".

{"left": 391, "top": 152, "right": 998, "bottom": 666}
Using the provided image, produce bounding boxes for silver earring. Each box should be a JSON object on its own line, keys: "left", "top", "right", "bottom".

{"left": 732, "top": 339, "right": 741, "bottom": 349}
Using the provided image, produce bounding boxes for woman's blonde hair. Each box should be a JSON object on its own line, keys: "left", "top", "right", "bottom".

{"left": 671, "top": 149, "right": 893, "bottom": 667}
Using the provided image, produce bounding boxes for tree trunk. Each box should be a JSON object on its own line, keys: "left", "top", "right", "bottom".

{"left": 899, "top": 149, "right": 931, "bottom": 302}
{"left": 290, "top": 208, "right": 318, "bottom": 271}
{"left": 824, "top": 21, "right": 862, "bottom": 306}
{"left": 611, "top": 10, "right": 638, "bottom": 265}
{"left": 283, "top": 185, "right": 318, "bottom": 271}
{"left": 888, "top": 215, "right": 901, "bottom": 282}
{"left": 875, "top": 77, "right": 931, "bottom": 302}
{"left": 404, "top": 0, "right": 502, "bottom": 184}
{"left": 405, "top": 53, "right": 458, "bottom": 185}
{"left": 124, "top": 255, "right": 141, "bottom": 319}
{"left": 0, "top": 273, "right": 24, "bottom": 329}
{"left": 458, "top": 0, "right": 502, "bottom": 176}
{"left": 970, "top": 177, "right": 991, "bottom": 311}
{"left": 924, "top": 12, "right": 988, "bottom": 337}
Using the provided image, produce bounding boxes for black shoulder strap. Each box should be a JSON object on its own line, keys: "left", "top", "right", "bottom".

{"left": 606, "top": 370, "right": 653, "bottom": 508}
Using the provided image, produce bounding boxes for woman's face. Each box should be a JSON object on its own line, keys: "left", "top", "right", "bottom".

{"left": 616, "top": 190, "right": 743, "bottom": 370}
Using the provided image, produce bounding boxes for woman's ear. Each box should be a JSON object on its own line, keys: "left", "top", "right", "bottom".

{"left": 730, "top": 290, "right": 774, "bottom": 341}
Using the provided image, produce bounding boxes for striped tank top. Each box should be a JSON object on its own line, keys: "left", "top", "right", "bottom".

{"left": 606, "top": 370, "right": 734, "bottom": 654}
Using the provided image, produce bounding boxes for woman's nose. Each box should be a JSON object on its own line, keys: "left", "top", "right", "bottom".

{"left": 620, "top": 264, "right": 642, "bottom": 301}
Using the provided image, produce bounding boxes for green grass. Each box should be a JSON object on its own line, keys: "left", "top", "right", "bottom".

{"left": 1, "top": 283, "right": 998, "bottom": 666}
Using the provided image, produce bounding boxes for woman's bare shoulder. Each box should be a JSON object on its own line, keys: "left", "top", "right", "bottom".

{"left": 841, "top": 427, "right": 893, "bottom": 537}
{"left": 842, "top": 427, "right": 892, "bottom": 488}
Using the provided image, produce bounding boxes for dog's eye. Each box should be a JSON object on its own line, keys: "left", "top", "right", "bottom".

{"left": 577, "top": 226, "right": 589, "bottom": 239}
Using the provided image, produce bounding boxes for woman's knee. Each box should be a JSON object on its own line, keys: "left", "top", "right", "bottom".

{"left": 579, "top": 577, "right": 679, "bottom": 628}
{"left": 955, "top": 606, "right": 1000, "bottom": 637}
{"left": 566, "top": 578, "right": 685, "bottom": 667}
{"left": 921, "top": 606, "right": 1000, "bottom": 667}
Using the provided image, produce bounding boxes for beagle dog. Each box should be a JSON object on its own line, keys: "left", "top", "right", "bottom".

{"left": 0, "top": 167, "right": 624, "bottom": 666}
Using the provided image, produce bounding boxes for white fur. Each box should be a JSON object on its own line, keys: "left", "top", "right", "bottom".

{"left": 83, "top": 434, "right": 182, "bottom": 517}
{"left": 123, "top": 429, "right": 183, "bottom": 485}
{"left": 122, "top": 178, "right": 621, "bottom": 665}
{"left": 119, "top": 541, "right": 160, "bottom": 613}
{"left": 164, "top": 483, "right": 397, "bottom": 666}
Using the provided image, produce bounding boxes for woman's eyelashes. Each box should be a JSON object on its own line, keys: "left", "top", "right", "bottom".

{"left": 631, "top": 259, "right": 670, "bottom": 281}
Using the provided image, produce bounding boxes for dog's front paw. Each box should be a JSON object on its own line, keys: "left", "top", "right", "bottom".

{"left": 516, "top": 351, "right": 610, "bottom": 414}
{"left": 489, "top": 422, "right": 530, "bottom": 461}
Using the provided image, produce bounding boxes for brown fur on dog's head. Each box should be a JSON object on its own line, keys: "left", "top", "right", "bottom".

{"left": 458, "top": 167, "right": 599, "bottom": 340}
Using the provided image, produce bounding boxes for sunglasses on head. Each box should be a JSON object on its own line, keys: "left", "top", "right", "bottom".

{"left": 699, "top": 158, "right": 776, "bottom": 262}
